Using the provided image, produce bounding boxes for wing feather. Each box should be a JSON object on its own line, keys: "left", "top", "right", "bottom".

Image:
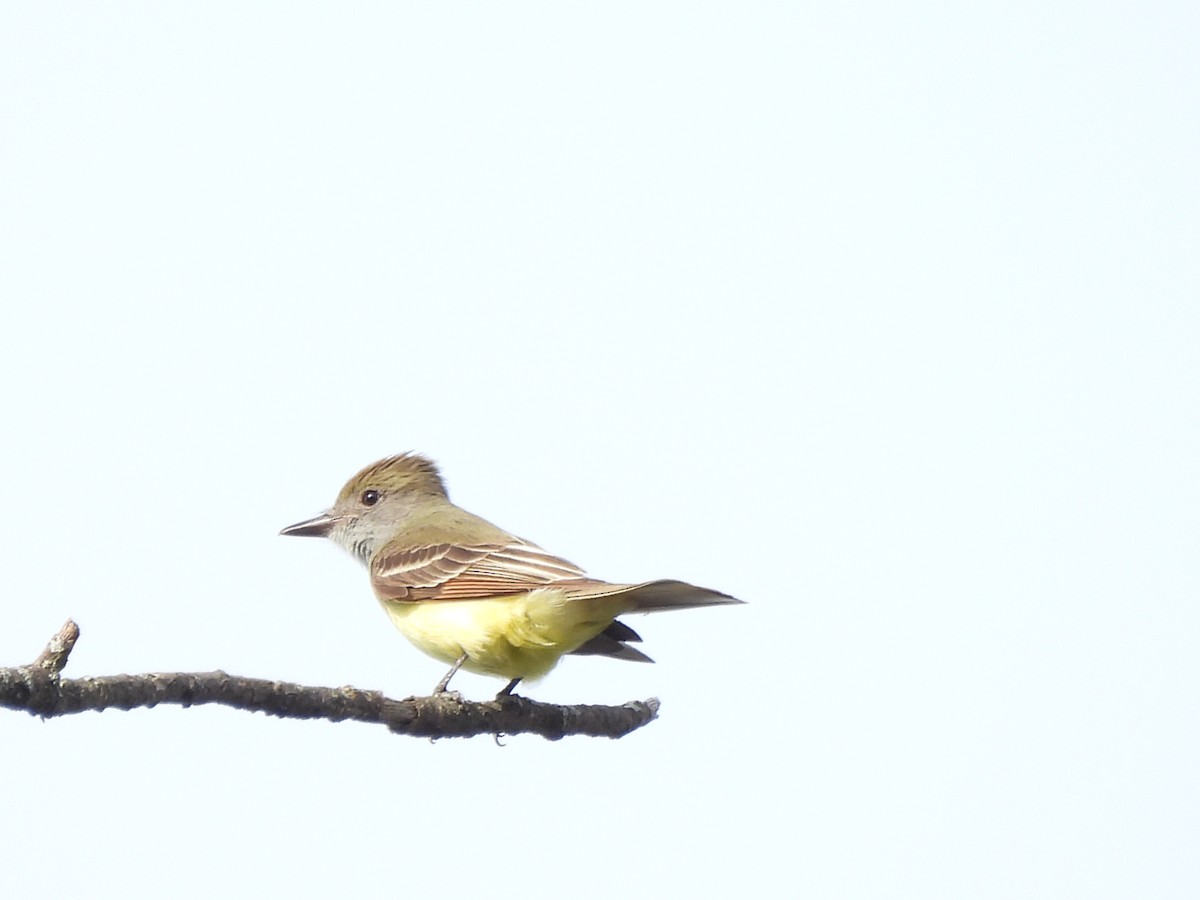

{"left": 370, "top": 538, "right": 591, "bottom": 602}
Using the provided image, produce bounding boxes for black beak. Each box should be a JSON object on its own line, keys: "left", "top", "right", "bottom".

{"left": 279, "top": 511, "right": 340, "bottom": 538}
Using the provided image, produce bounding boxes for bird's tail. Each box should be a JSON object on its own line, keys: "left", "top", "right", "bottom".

{"left": 564, "top": 581, "right": 742, "bottom": 664}
{"left": 621, "top": 579, "right": 744, "bottom": 612}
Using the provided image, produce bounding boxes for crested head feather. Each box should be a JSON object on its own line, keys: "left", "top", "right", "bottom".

{"left": 336, "top": 452, "right": 448, "bottom": 502}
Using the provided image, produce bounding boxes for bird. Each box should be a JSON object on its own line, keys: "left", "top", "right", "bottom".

{"left": 280, "top": 452, "right": 742, "bottom": 696}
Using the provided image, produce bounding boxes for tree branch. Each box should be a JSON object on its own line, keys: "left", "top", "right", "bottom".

{"left": 0, "top": 620, "right": 659, "bottom": 741}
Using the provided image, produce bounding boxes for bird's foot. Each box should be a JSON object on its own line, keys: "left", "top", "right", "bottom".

{"left": 494, "top": 677, "right": 522, "bottom": 700}
{"left": 433, "top": 653, "right": 469, "bottom": 694}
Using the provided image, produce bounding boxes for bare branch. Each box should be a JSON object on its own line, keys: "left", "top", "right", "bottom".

{"left": 0, "top": 621, "right": 659, "bottom": 741}
{"left": 30, "top": 619, "right": 80, "bottom": 673}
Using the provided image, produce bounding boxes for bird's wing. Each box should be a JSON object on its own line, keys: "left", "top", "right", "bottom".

{"left": 369, "top": 538, "right": 593, "bottom": 602}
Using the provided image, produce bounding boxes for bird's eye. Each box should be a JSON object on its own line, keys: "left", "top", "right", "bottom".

{"left": 360, "top": 489, "right": 381, "bottom": 507}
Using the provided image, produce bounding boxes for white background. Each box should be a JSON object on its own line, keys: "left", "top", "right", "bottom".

{"left": 2, "top": 4, "right": 1197, "bottom": 898}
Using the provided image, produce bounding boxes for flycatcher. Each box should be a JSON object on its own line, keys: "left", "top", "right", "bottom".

{"left": 281, "top": 453, "right": 742, "bottom": 696}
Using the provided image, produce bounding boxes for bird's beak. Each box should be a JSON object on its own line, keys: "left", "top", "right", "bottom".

{"left": 279, "top": 511, "right": 340, "bottom": 538}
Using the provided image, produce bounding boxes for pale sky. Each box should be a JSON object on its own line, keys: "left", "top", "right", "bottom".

{"left": 2, "top": 4, "right": 1197, "bottom": 898}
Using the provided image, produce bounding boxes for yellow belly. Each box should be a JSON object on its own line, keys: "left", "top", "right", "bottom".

{"left": 378, "top": 589, "right": 632, "bottom": 680}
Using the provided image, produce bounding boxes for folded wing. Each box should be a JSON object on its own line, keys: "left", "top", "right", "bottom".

{"left": 369, "top": 538, "right": 591, "bottom": 602}
{"left": 370, "top": 540, "right": 742, "bottom": 610}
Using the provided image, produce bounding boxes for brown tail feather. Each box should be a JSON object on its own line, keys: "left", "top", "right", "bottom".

{"left": 567, "top": 583, "right": 740, "bottom": 663}
{"left": 622, "top": 579, "right": 743, "bottom": 612}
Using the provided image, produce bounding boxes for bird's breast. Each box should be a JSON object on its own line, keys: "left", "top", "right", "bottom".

{"left": 377, "top": 589, "right": 632, "bottom": 680}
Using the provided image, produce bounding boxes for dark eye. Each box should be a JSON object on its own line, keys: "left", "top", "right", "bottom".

{"left": 360, "top": 489, "right": 380, "bottom": 507}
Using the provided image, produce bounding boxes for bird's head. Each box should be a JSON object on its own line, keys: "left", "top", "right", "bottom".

{"left": 280, "top": 452, "right": 448, "bottom": 563}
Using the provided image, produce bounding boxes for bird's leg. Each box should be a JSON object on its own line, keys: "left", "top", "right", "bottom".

{"left": 496, "top": 677, "right": 522, "bottom": 698}
{"left": 434, "top": 653, "right": 469, "bottom": 694}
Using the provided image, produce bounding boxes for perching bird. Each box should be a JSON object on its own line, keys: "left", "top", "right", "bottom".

{"left": 281, "top": 453, "right": 742, "bottom": 696}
